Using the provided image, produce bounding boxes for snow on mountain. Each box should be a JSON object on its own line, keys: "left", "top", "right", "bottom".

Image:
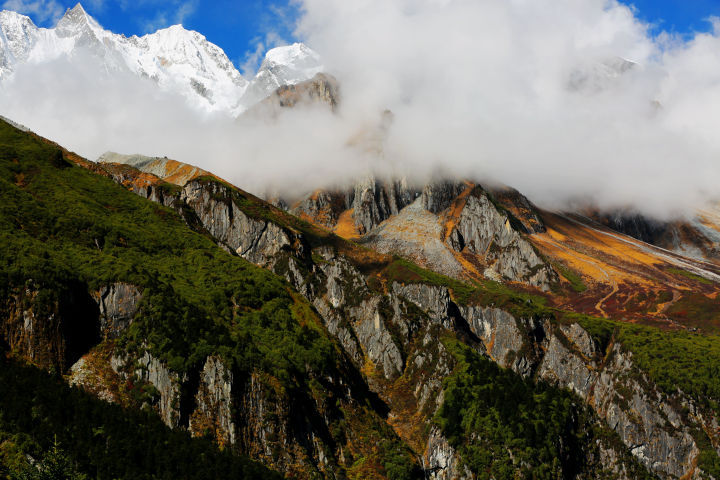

{"left": 240, "top": 43, "right": 324, "bottom": 107}
{"left": 0, "top": 10, "right": 41, "bottom": 73}
{"left": 0, "top": 3, "right": 323, "bottom": 114}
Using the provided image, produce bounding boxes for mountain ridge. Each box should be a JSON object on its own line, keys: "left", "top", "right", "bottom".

{"left": 0, "top": 3, "right": 322, "bottom": 114}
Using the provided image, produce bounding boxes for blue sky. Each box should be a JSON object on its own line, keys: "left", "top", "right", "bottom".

{"left": 623, "top": 0, "right": 720, "bottom": 37}
{"left": 3, "top": 0, "right": 720, "bottom": 72}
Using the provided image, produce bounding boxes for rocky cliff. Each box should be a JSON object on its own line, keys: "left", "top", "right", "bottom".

{"left": 98, "top": 161, "right": 720, "bottom": 478}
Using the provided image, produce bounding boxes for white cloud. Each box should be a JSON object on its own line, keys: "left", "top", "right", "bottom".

{"left": 2, "top": 0, "right": 64, "bottom": 24}
{"left": 174, "top": 0, "right": 196, "bottom": 24}
{"left": 4, "top": 0, "right": 720, "bottom": 219}
{"left": 289, "top": 0, "right": 720, "bottom": 217}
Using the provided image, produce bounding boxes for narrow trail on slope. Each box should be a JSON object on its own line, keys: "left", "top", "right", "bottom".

{"left": 655, "top": 289, "right": 682, "bottom": 316}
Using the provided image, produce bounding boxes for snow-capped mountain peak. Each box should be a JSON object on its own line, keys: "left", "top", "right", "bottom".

{"left": 240, "top": 42, "right": 324, "bottom": 107}
{"left": 264, "top": 43, "right": 321, "bottom": 72}
{"left": 56, "top": 3, "right": 101, "bottom": 36}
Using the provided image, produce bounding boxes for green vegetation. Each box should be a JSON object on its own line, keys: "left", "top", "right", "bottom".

{"left": 568, "top": 314, "right": 720, "bottom": 414}
{"left": 567, "top": 314, "right": 720, "bottom": 476}
{"left": 380, "top": 257, "right": 550, "bottom": 318}
{"left": 618, "top": 325, "right": 720, "bottom": 412}
{"left": 0, "top": 119, "right": 417, "bottom": 478}
{"left": 552, "top": 262, "right": 587, "bottom": 293}
{"left": 435, "top": 338, "right": 652, "bottom": 480}
{"left": 0, "top": 119, "right": 335, "bottom": 383}
{"left": 7, "top": 438, "right": 86, "bottom": 480}
{"left": 0, "top": 357, "right": 279, "bottom": 480}
{"left": 667, "top": 268, "right": 713, "bottom": 285}
{"left": 666, "top": 292, "right": 720, "bottom": 329}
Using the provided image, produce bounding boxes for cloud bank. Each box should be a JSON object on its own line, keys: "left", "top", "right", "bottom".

{"left": 296, "top": 0, "right": 720, "bottom": 217}
{"left": 3, "top": 0, "right": 720, "bottom": 218}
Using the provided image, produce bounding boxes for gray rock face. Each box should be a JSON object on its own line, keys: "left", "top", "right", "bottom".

{"left": 92, "top": 283, "right": 141, "bottom": 339}
{"left": 447, "top": 192, "right": 556, "bottom": 290}
{"left": 133, "top": 351, "right": 185, "bottom": 428}
{"left": 349, "top": 175, "right": 418, "bottom": 235}
{"left": 290, "top": 174, "right": 419, "bottom": 235}
{"left": 538, "top": 333, "right": 595, "bottom": 398}
{"left": 182, "top": 180, "right": 293, "bottom": 266}
{"left": 313, "top": 256, "right": 405, "bottom": 379}
{"left": 351, "top": 297, "right": 404, "bottom": 379}
{"left": 421, "top": 181, "right": 466, "bottom": 214}
{"left": 190, "top": 356, "right": 235, "bottom": 447}
{"left": 460, "top": 305, "right": 537, "bottom": 377}
{"left": 410, "top": 328, "right": 456, "bottom": 413}
{"left": 392, "top": 283, "right": 455, "bottom": 330}
{"left": 539, "top": 334, "right": 701, "bottom": 478}
{"left": 424, "top": 427, "right": 472, "bottom": 480}
{"left": 395, "top": 282, "right": 707, "bottom": 479}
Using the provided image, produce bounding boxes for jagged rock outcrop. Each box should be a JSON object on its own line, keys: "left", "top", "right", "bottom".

{"left": 392, "top": 283, "right": 456, "bottom": 330}
{"left": 460, "top": 304, "right": 541, "bottom": 377}
{"left": 422, "top": 181, "right": 466, "bottom": 214}
{"left": 190, "top": 356, "right": 236, "bottom": 447}
{"left": 291, "top": 175, "right": 419, "bottom": 236}
{"left": 349, "top": 175, "right": 418, "bottom": 235}
{"left": 392, "top": 280, "right": 708, "bottom": 479}
{"left": 133, "top": 351, "right": 186, "bottom": 428}
{"left": 424, "top": 427, "right": 472, "bottom": 480}
{"left": 352, "top": 297, "right": 405, "bottom": 379}
{"left": 92, "top": 283, "right": 141, "bottom": 339}
{"left": 539, "top": 336, "right": 701, "bottom": 478}
{"left": 181, "top": 180, "right": 298, "bottom": 266}
{"left": 447, "top": 190, "right": 557, "bottom": 289}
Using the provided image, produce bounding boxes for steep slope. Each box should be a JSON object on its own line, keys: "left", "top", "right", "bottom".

{"left": 533, "top": 210, "right": 720, "bottom": 331}
{"left": 97, "top": 145, "right": 720, "bottom": 478}
{"left": 291, "top": 178, "right": 558, "bottom": 291}
{"left": 0, "top": 357, "right": 280, "bottom": 479}
{"left": 590, "top": 207, "right": 720, "bottom": 265}
{"left": 288, "top": 167, "right": 720, "bottom": 332}
{"left": 0, "top": 119, "right": 421, "bottom": 479}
